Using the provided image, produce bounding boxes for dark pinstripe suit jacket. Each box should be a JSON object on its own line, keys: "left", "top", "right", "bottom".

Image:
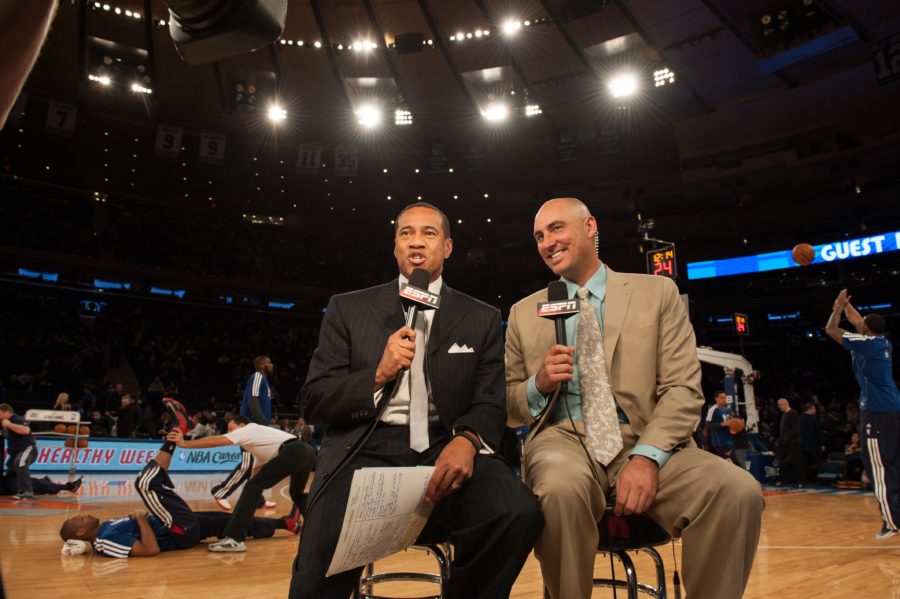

{"left": 301, "top": 278, "right": 506, "bottom": 503}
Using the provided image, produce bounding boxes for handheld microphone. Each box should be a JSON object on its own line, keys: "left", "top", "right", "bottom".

{"left": 538, "top": 281, "right": 578, "bottom": 345}
{"left": 400, "top": 268, "right": 439, "bottom": 330}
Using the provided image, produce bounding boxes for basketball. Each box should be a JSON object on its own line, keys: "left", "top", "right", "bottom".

{"left": 53, "top": 423, "right": 66, "bottom": 433}
{"left": 791, "top": 243, "right": 815, "bottom": 266}
{"left": 77, "top": 439, "right": 88, "bottom": 449}
{"left": 79, "top": 425, "right": 89, "bottom": 436}
{"left": 65, "top": 424, "right": 76, "bottom": 435}
{"left": 729, "top": 418, "right": 746, "bottom": 434}
{"left": 64, "top": 438, "right": 74, "bottom": 448}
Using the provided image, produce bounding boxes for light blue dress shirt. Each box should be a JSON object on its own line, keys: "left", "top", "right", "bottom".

{"left": 525, "top": 264, "right": 671, "bottom": 468}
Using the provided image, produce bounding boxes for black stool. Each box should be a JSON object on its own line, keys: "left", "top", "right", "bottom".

{"left": 355, "top": 543, "right": 452, "bottom": 599}
{"left": 595, "top": 505, "right": 671, "bottom": 599}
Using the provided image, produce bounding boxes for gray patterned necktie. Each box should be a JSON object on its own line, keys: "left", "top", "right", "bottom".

{"left": 408, "top": 312, "right": 429, "bottom": 452}
{"left": 576, "top": 287, "right": 623, "bottom": 465}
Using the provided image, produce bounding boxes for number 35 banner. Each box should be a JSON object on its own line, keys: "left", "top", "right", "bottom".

{"left": 154, "top": 123, "right": 184, "bottom": 159}
{"left": 199, "top": 131, "right": 227, "bottom": 165}
{"left": 334, "top": 146, "right": 358, "bottom": 177}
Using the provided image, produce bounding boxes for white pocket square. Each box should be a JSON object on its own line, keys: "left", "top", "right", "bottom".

{"left": 448, "top": 343, "right": 475, "bottom": 354}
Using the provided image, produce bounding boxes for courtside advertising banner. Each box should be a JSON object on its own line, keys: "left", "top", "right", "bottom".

{"left": 12, "top": 438, "right": 242, "bottom": 473}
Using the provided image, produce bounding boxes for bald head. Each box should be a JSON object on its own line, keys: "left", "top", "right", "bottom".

{"left": 533, "top": 197, "right": 600, "bottom": 285}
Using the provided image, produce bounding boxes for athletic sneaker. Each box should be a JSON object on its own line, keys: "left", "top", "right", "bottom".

{"left": 12, "top": 494, "right": 34, "bottom": 500}
{"left": 263, "top": 500, "right": 278, "bottom": 509}
{"left": 214, "top": 497, "right": 232, "bottom": 511}
{"left": 66, "top": 477, "right": 84, "bottom": 493}
{"left": 876, "top": 524, "right": 898, "bottom": 541}
{"left": 282, "top": 503, "right": 303, "bottom": 534}
{"left": 162, "top": 397, "right": 191, "bottom": 435}
{"left": 208, "top": 537, "right": 246, "bottom": 552}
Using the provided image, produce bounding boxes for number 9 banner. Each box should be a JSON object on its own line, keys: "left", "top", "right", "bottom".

{"left": 154, "top": 123, "right": 184, "bottom": 159}
{"left": 199, "top": 131, "right": 227, "bottom": 165}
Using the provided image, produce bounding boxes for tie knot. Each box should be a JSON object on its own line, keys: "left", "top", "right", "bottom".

{"left": 576, "top": 287, "right": 590, "bottom": 300}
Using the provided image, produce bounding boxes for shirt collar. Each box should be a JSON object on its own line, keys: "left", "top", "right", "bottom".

{"left": 561, "top": 263, "right": 606, "bottom": 301}
{"left": 398, "top": 273, "right": 443, "bottom": 295}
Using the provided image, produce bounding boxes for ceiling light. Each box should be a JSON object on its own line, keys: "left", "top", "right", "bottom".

{"left": 455, "top": 31, "right": 465, "bottom": 41}
{"left": 482, "top": 102, "right": 509, "bottom": 122}
{"left": 502, "top": 20, "right": 522, "bottom": 36}
{"left": 130, "top": 82, "right": 152, "bottom": 94}
{"left": 267, "top": 104, "right": 287, "bottom": 123}
{"left": 525, "top": 104, "right": 542, "bottom": 116}
{"left": 608, "top": 73, "right": 638, "bottom": 98}
{"left": 314, "top": 41, "right": 322, "bottom": 48}
{"left": 394, "top": 109, "right": 413, "bottom": 126}
{"left": 653, "top": 67, "right": 676, "bottom": 87}
{"left": 356, "top": 104, "right": 382, "bottom": 128}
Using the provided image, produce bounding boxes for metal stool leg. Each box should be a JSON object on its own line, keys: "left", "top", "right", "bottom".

{"left": 641, "top": 547, "right": 667, "bottom": 599}
{"left": 357, "top": 544, "right": 449, "bottom": 599}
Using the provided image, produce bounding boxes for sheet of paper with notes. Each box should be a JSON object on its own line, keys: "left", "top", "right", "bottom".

{"left": 326, "top": 466, "right": 435, "bottom": 577}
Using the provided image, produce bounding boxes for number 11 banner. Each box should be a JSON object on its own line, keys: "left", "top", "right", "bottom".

{"left": 296, "top": 143, "right": 322, "bottom": 174}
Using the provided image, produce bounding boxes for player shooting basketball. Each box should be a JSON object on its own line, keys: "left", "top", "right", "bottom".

{"left": 825, "top": 289, "right": 900, "bottom": 540}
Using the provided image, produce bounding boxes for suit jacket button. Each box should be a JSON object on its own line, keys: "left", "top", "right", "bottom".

{"left": 321, "top": 471, "right": 329, "bottom": 478}
{"left": 346, "top": 444, "right": 353, "bottom": 451}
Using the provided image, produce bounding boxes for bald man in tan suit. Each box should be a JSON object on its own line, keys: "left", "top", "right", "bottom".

{"left": 506, "top": 198, "right": 764, "bottom": 599}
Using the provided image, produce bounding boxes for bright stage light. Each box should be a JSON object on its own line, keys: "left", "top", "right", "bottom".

{"left": 502, "top": 20, "right": 522, "bottom": 36}
{"left": 482, "top": 102, "right": 509, "bottom": 122}
{"left": 130, "top": 82, "right": 152, "bottom": 94}
{"left": 268, "top": 104, "right": 287, "bottom": 123}
{"left": 525, "top": 104, "right": 542, "bottom": 117}
{"left": 356, "top": 104, "right": 382, "bottom": 128}
{"left": 89, "top": 74, "right": 112, "bottom": 86}
{"left": 608, "top": 73, "right": 638, "bottom": 98}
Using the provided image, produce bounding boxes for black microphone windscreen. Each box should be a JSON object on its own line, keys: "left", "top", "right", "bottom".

{"left": 547, "top": 281, "right": 568, "bottom": 302}
{"left": 409, "top": 268, "right": 431, "bottom": 289}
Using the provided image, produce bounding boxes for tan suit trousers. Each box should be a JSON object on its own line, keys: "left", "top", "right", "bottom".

{"left": 525, "top": 420, "right": 764, "bottom": 599}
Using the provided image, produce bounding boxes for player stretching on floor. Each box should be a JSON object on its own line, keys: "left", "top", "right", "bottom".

{"left": 59, "top": 435, "right": 301, "bottom": 558}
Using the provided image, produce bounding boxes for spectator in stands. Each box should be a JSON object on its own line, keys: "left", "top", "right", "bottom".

{"left": 110, "top": 394, "right": 138, "bottom": 438}
{"left": 845, "top": 432, "right": 864, "bottom": 482}
{"left": 800, "top": 403, "right": 824, "bottom": 483}
{"left": 80, "top": 384, "right": 95, "bottom": 418}
{"left": 187, "top": 412, "right": 216, "bottom": 439}
{"left": 90, "top": 410, "right": 110, "bottom": 437}
{"left": 53, "top": 392, "right": 71, "bottom": 411}
{"left": 778, "top": 398, "right": 805, "bottom": 487}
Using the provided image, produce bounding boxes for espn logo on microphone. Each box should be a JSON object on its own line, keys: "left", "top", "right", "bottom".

{"left": 537, "top": 300, "right": 578, "bottom": 318}
{"left": 400, "top": 284, "right": 440, "bottom": 309}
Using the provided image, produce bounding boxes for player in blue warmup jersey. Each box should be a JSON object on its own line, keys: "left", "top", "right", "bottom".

{"left": 58, "top": 431, "right": 302, "bottom": 557}
{"left": 705, "top": 390, "right": 736, "bottom": 462}
{"left": 209, "top": 356, "right": 278, "bottom": 511}
{"left": 0, "top": 403, "right": 38, "bottom": 499}
{"left": 826, "top": 289, "right": 900, "bottom": 540}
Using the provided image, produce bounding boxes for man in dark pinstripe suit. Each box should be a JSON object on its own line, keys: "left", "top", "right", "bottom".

{"left": 289, "top": 203, "right": 542, "bottom": 599}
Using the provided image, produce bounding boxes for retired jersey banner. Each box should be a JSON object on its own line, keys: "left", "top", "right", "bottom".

{"left": 20, "top": 438, "right": 242, "bottom": 473}
{"left": 154, "top": 123, "right": 184, "bottom": 159}
{"left": 199, "top": 131, "right": 226, "bottom": 165}
{"left": 46, "top": 99, "right": 78, "bottom": 137}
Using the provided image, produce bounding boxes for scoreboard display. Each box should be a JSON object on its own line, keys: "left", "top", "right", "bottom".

{"left": 734, "top": 312, "right": 750, "bottom": 336}
{"left": 646, "top": 244, "right": 677, "bottom": 278}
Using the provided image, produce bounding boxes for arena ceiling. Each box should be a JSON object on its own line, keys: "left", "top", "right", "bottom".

{"left": 6, "top": 0, "right": 900, "bottom": 267}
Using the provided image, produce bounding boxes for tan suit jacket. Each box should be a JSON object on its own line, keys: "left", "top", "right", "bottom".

{"left": 505, "top": 267, "right": 703, "bottom": 460}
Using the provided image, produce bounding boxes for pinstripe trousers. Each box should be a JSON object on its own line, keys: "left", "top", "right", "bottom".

{"left": 289, "top": 424, "right": 543, "bottom": 599}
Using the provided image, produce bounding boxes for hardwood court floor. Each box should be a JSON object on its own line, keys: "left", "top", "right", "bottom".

{"left": 1, "top": 474, "right": 899, "bottom": 598}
